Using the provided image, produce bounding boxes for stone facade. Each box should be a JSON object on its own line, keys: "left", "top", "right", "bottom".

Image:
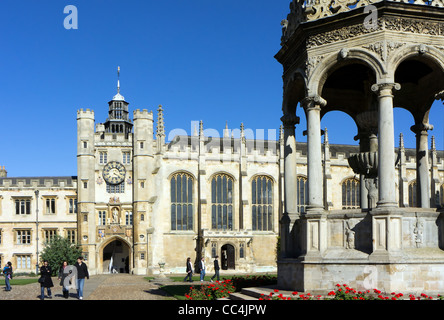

{"left": 2, "top": 97, "right": 444, "bottom": 277}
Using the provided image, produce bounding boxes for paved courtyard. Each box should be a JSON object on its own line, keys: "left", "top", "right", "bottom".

{"left": 0, "top": 274, "right": 177, "bottom": 300}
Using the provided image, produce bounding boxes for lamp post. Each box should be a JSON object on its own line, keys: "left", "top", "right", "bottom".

{"left": 35, "top": 190, "right": 39, "bottom": 274}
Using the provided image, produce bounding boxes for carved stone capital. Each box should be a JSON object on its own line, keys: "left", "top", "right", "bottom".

{"left": 410, "top": 123, "right": 434, "bottom": 134}
{"left": 280, "top": 113, "right": 300, "bottom": 128}
{"left": 301, "top": 95, "right": 327, "bottom": 111}
{"left": 371, "top": 83, "right": 401, "bottom": 96}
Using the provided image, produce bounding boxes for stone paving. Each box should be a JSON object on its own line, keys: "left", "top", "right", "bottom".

{"left": 0, "top": 274, "right": 179, "bottom": 300}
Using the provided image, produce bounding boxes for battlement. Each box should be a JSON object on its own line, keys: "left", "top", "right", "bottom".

{"left": 133, "top": 109, "right": 153, "bottom": 120}
{"left": 77, "top": 109, "right": 95, "bottom": 119}
{"left": 0, "top": 176, "right": 77, "bottom": 189}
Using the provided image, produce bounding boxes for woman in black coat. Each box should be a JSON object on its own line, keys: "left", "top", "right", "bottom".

{"left": 39, "top": 260, "right": 54, "bottom": 300}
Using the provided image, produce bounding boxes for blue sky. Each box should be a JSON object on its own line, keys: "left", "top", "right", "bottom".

{"left": 0, "top": 0, "right": 443, "bottom": 177}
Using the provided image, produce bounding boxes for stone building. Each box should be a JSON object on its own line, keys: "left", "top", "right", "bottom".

{"left": 1, "top": 73, "right": 444, "bottom": 277}
{"left": 0, "top": 78, "right": 284, "bottom": 276}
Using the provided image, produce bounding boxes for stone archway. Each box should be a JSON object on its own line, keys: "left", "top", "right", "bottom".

{"left": 221, "top": 244, "right": 235, "bottom": 270}
{"left": 101, "top": 237, "right": 131, "bottom": 274}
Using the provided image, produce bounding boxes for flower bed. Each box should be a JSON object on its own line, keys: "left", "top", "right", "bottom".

{"left": 185, "top": 279, "right": 236, "bottom": 300}
{"left": 259, "top": 283, "right": 444, "bottom": 300}
{"left": 184, "top": 275, "right": 277, "bottom": 300}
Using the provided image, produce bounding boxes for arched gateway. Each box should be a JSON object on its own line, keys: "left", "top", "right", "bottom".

{"left": 277, "top": 0, "right": 444, "bottom": 294}
{"left": 99, "top": 237, "right": 131, "bottom": 274}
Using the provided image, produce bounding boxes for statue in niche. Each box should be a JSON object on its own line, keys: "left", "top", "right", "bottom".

{"left": 112, "top": 208, "right": 119, "bottom": 224}
{"left": 413, "top": 219, "right": 424, "bottom": 248}
{"left": 345, "top": 221, "right": 355, "bottom": 249}
{"left": 365, "top": 178, "right": 378, "bottom": 209}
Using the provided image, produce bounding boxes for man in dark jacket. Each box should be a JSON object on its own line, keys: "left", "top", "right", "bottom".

{"left": 184, "top": 257, "right": 193, "bottom": 282}
{"left": 74, "top": 256, "right": 89, "bottom": 300}
{"left": 211, "top": 256, "right": 220, "bottom": 282}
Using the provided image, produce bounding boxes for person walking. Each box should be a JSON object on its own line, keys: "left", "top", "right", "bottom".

{"left": 58, "top": 260, "right": 72, "bottom": 299}
{"left": 199, "top": 257, "right": 206, "bottom": 282}
{"left": 39, "top": 260, "right": 54, "bottom": 299}
{"left": 210, "top": 256, "right": 220, "bottom": 282}
{"left": 74, "top": 256, "right": 89, "bottom": 300}
{"left": 3, "top": 261, "right": 12, "bottom": 292}
{"left": 184, "top": 257, "right": 193, "bottom": 282}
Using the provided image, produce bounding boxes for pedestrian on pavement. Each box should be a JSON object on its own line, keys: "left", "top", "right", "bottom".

{"left": 210, "top": 256, "right": 220, "bottom": 282}
{"left": 3, "top": 261, "right": 12, "bottom": 292}
{"left": 199, "top": 257, "right": 206, "bottom": 282}
{"left": 58, "top": 260, "right": 72, "bottom": 299}
{"left": 74, "top": 256, "right": 89, "bottom": 300}
{"left": 184, "top": 257, "right": 193, "bottom": 282}
{"left": 39, "top": 260, "right": 54, "bottom": 299}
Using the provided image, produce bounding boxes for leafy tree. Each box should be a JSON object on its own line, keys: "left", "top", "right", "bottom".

{"left": 39, "top": 235, "right": 82, "bottom": 276}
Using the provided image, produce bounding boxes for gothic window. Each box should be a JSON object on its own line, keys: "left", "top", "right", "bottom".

{"left": 106, "top": 182, "right": 125, "bottom": 193}
{"left": 45, "top": 198, "right": 56, "bottom": 214}
{"left": 98, "top": 211, "right": 106, "bottom": 225}
{"left": 16, "top": 255, "right": 31, "bottom": 269}
{"left": 44, "top": 229, "right": 57, "bottom": 243}
{"left": 125, "top": 211, "right": 133, "bottom": 225}
{"left": 66, "top": 229, "right": 76, "bottom": 244}
{"left": 15, "top": 198, "right": 31, "bottom": 215}
{"left": 297, "top": 176, "right": 308, "bottom": 213}
{"left": 16, "top": 230, "right": 31, "bottom": 244}
{"left": 68, "top": 198, "right": 77, "bottom": 214}
{"left": 211, "top": 173, "right": 234, "bottom": 230}
{"left": 252, "top": 175, "right": 273, "bottom": 231}
{"left": 122, "top": 151, "right": 131, "bottom": 164}
{"left": 99, "top": 151, "right": 108, "bottom": 164}
{"left": 409, "top": 180, "right": 417, "bottom": 207}
{"left": 342, "top": 178, "right": 360, "bottom": 209}
{"left": 170, "top": 172, "right": 194, "bottom": 231}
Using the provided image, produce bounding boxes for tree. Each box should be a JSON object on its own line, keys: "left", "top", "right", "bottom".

{"left": 39, "top": 235, "right": 83, "bottom": 276}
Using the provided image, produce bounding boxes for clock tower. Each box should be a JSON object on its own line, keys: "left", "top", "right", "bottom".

{"left": 77, "top": 68, "right": 154, "bottom": 275}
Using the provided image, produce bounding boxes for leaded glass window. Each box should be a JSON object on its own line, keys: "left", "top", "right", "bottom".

{"left": 211, "top": 173, "right": 234, "bottom": 230}
{"left": 171, "top": 172, "right": 194, "bottom": 231}
{"left": 252, "top": 175, "right": 273, "bottom": 231}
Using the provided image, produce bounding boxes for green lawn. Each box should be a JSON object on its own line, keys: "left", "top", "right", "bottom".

{"left": 0, "top": 278, "right": 38, "bottom": 286}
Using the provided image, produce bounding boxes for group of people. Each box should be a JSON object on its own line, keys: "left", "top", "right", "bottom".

{"left": 3, "top": 256, "right": 89, "bottom": 300}
{"left": 184, "top": 256, "right": 220, "bottom": 283}
{"left": 38, "top": 256, "right": 89, "bottom": 300}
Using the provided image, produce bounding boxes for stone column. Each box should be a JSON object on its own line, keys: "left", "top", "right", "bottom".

{"left": 299, "top": 95, "right": 327, "bottom": 261}
{"left": 281, "top": 112, "right": 300, "bottom": 215}
{"left": 371, "top": 83, "right": 400, "bottom": 208}
{"left": 302, "top": 96, "right": 326, "bottom": 211}
{"left": 410, "top": 122, "right": 433, "bottom": 208}
{"left": 280, "top": 112, "right": 300, "bottom": 257}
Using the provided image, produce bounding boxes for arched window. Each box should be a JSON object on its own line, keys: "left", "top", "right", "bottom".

{"left": 252, "top": 175, "right": 273, "bottom": 231}
{"left": 171, "top": 172, "right": 194, "bottom": 231}
{"left": 342, "top": 178, "right": 360, "bottom": 209}
{"left": 408, "top": 180, "right": 417, "bottom": 208}
{"left": 211, "top": 173, "right": 234, "bottom": 230}
{"left": 297, "top": 176, "right": 308, "bottom": 213}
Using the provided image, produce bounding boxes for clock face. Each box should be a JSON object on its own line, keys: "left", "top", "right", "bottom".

{"left": 103, "top": 161, "right": 126, "bottom": 185}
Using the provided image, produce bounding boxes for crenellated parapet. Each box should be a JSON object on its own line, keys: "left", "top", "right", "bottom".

{"left": 133, "top": 109, "right": 153, "bottom": 120}
{"left": 77, "top": 108, "right": 95, "bottom": 119}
